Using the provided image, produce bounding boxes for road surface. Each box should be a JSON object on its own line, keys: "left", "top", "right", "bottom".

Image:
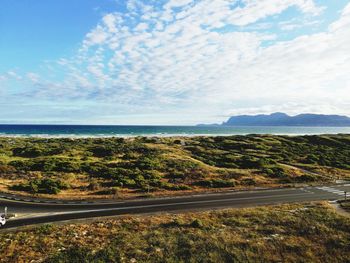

{"left": 1, "top": 184, "right": 349, "bottom": 229}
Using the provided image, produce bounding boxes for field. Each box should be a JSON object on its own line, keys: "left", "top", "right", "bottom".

{"left": 0, "top": 202, "right": 349, "bottom": 262}
{"left": 0, "top": 134, "right": 349, "bottom": 199}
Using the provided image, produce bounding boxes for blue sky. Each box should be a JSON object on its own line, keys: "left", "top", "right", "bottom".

{"left": 1, "top": 0, "right": 350, "bottom": 124}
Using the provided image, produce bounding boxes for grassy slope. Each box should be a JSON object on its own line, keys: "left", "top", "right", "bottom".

{"left": 0, "top": 202, "right": 349, "bottom": 262}
{"left": 0, "top": 134, "right": 349, "bottom": 199}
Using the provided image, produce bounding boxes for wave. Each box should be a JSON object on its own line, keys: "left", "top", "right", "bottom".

{"left": 0, "top": 125, "right": 350, "bottom": 138}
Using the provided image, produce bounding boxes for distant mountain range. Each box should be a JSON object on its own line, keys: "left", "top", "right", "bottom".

{"left": 199, "top": 113, "right": 350, "bottom": 127}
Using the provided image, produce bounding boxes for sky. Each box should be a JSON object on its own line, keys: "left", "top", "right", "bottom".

{"left": 0, "top": 0, "right": 350, "bottom": 125}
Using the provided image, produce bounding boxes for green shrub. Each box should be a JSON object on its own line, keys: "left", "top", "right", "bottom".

{"left": 190, "top": 219, "right": 204, "bottom": 228}
{"left": 90, "top": 146, "right": 115, "bottom": 157}
{"left": 47, "top": 246, "right": 95, "bottom": 263}
{"left": 195, "top": 179, "right": 235, "bottom": 188}
{"left": 36, "top": 224, "right": 55, "bottom": 235}
{"left": 11, "top": 178, "right": 69, "bottom": 195}
{"left": 241, "top": 178, "right": 256, "bottom": 186}
{"left": 160, "top": 182, "right": 192, "bottom": 191}
{"left": 13, "top": 146, "right": 43, "bottom": 158}
{"left": 9, "top": 160, "right": 34, "bottom": 171}
{"left": 262, "top": 166, "right": 286, "bottom": 178}
{"left": 238, "top": 156, "right": 261, "bottom": 169}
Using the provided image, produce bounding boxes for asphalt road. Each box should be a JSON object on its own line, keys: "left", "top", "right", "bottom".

{"left": 1, "top": 184, "right": 349, "bottom": 229}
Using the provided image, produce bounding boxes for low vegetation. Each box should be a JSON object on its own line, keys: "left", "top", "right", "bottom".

{"left": 0, "top": 202, "right": 349, "bottom": 262}
{"left": 0, "top": 134, "right": 349, "bottom": 199}
{"left": 11, "top": 178, "right": 69, "bottom": 195}
{"left": 340, "top": 200, "right": 350, "bottom": 212}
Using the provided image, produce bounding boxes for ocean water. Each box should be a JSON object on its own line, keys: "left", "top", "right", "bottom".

{"left": 0, "top": 125, "right": 350, "bottom": 137}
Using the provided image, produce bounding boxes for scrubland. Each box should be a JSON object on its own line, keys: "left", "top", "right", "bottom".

{"left": 0, "top": 134, "right": 349, "bottom": 199}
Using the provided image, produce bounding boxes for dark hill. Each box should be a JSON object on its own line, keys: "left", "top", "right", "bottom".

{"left": 221, "top": 112, "right": 350, "bottom": 126}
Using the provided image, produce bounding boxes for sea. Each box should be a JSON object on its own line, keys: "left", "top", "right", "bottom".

{"left": 0, "top": 125, "right": 350, "bottom": 138}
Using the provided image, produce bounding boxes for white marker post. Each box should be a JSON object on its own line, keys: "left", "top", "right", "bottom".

{"left": 4, "top": 207, "right": 7, "bottom": 217}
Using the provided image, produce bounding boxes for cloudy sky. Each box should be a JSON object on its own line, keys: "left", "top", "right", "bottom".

{"left": 1, "top": 0, "right": 350, "bottom": 124}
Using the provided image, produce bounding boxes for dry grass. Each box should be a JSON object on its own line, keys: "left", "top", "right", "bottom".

{"left": 0, "top": 202, "right": 349, "bottom": 262}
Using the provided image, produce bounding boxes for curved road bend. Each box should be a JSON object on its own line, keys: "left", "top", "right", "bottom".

{"left": 1, "top": 184, "right": 349, "bottom": 229}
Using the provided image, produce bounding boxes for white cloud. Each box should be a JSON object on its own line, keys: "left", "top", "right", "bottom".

{"left": 0, "top": 71, "right": 23, "bottom": 82}
{"left": 26, "top": 72, "right": 40, "bottom": 83}
{"left": 0, "top": 74, "right": 7, "bottom": 82}
{"left": 102, "top": 13, "right": 119, "bottom": 33}
{"left": 4, "top": 0, "right": 350, "bottom": 124}
{"left": 84, "top": 26, "right": 108, "bottom": 45}
{"left": 134, "top": 22, "right": 148, "bottom": 31}
{"left": 165, "top": 0, "right": 193, "bottom": 9}
{"left": 224, "top": 0, "right": 323, "bottom": 26}
{"left": 279, "top": 18, "right": 321, "bottom": 31}
{"left": 7, "top": 71, "right": 22, "bottom": 80}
